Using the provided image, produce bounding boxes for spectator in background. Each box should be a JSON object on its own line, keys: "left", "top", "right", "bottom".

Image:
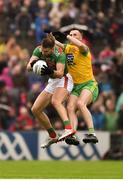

{"left": 22, "top": 0, "right": 37, "bottom": 21}
{"left": 49, "top": 2, "right": 63, "bottom": 31}
{"left": 22, "top": 0, "right": 34, "bottom": 17}
{"left": 67, "top": 0, "right": 78, "bottom": 20}
{"left": 104, "top": 99, "right": 118, "bottom": 132}
{"left": 105, "top": 8, "right": 117, "bottom": 45}
{"left": 37, "top": 0, "right": 51, "bottom": 14}
{"left": 78, "top": 2, "right": 95, "bottom": 19}
{"left": 0, "top": 80, "right": 15, "bottom": 129}
{"left": 6, "top": 36, "right": 22, "bottom": 60}
{"left": 76, "top": 2, "right": 95, "bottom": 27}
{"left": 0, "top": 67, "right": 13, "bottom": 90}
{"left": 6, "top": 0, "right": 21, "bottom": 33}
{"left": 117, "top": 104, "right": 123, "bottom": 133}
{"left": 116, "top": 92, "right": 123, "bottom": 112}
{"left": 35, "top": 10, "right": 49, "bottom": 44}
{"left": 11, "top": 106, "right": 34, "bottom": 131}
{"left": 99, "top": 44, "right": 115, "bottom": 62}
{"left": 94, "top": 11, "right": 107, "bottom": 39}
{"left": 109, "top": 46, "right": 123, "bottom": 96}
{"left": 15, "top": 6, "right": 33, "bottom": 38}
{"left": 98, "top": 72, "right": 114, "bottom": 100}
{"left": 91, "top": 102, "right": 105, "bottom": 130}
{"left": 11, "top": 63, "right": 29, "bottom": 91}
{"left": 27, "top": 82, "right": 42, "bottom": 109}
{"left": 0, "top": 42, "right": 7, "bottom": 74}
{"left": 19, "top": 48, "right": 30, "bottom": 67}
{"left": 60, "top": 7, "right": 75, "bottom": 27}
{"left": 107, "top": 14, "right": 119, "bottom": 45}
{"left": 9, "top": 62, "right": 28, "bottom": 114}
{"left": 27, "top": 69, "right": 47, "bottom": 88}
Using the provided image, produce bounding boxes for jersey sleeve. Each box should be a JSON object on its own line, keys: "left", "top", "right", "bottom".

{"left": 32, "top": 47, "right": 41, "bottom": 58}
{"left": 57, "top": 52, "right": 66, "bottom": 64}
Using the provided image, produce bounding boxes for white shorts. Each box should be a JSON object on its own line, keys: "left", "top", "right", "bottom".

{"left": 44, "top": 73, "right": 73, "bottom": 94}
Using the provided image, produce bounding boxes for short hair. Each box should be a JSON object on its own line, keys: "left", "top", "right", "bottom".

{"left": 42, "top": 34, "right": 55, "bottom": 48}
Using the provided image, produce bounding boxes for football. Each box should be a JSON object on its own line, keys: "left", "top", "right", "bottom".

{"left": 33, "top": 60, "right": 47, "bottom": 75}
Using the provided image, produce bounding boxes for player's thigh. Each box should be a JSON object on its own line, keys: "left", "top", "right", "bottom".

{"left": 79, "top": 89, "right": 93, "bottom": 105}
{"left": 57, "top": 74, "right": 74, "bottom": 93}
{"left": 52, "top": 87, "right": 69, "bottom": 103}
{"left": 67, "top": 94, "right": 78, "bottom": 111}
{"left": 32, "top": 91, "right": 52, "bottom": 111}
{"left": 79, "top": 81, "right": 99, "bottom": 105}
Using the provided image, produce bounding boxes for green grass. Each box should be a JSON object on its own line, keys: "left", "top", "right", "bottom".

{"left": 0, "top": 160, "right": 123, "bottom": 179}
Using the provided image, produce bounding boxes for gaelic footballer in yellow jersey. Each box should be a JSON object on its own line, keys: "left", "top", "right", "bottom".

{"left": 55, "top": 30, "right": 99, "bottom": 145}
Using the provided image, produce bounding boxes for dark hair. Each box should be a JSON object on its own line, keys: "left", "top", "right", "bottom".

{"left": 42, "top": 34, "right": 55, "bottom": 48}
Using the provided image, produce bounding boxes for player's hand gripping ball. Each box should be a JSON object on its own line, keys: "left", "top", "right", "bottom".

{"left": 32, "top": 60, "right": 47, "bottom": 75}
{"left": 41, "top": 65, "right": 54, "bottom": 75}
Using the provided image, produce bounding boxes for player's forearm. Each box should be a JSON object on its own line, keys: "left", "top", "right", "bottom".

{"left": 55, "top": 40, "right": 64, "bottom": 49}
{"left": 67, "top": 35, "right": 88, "bottom": 52}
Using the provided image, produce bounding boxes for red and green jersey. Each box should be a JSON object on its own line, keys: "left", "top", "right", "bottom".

{"left": 32, "top": 46, "right": 68, "bottom": 74}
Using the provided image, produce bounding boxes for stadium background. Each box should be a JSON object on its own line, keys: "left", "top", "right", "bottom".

{"left": 0, "top": 0, "right": 123, "bottom": 178}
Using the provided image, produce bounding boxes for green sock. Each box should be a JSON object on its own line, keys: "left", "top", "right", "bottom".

{"left": 47, "top": 128, "right": 57, "bottom": 138}
{"left": 89, "top": 128, "right": 95, "bottom": 134}
{"left": 64, "top": 120, "right": 72, "bottom": 129}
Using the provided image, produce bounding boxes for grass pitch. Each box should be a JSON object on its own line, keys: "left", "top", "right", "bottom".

{"left": 0, "top": 160, "right": 123, "bottom": 179}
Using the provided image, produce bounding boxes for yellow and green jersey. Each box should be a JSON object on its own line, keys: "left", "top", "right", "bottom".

{"left": 64, "top": 44, "right": 95, "bottom": 84}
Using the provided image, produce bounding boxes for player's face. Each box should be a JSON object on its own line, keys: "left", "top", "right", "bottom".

{"left": 42, "top": 47, "right": 54, "bottom": 57}
{"left": 69, "top": 30, "right": 82, "bottom": 41}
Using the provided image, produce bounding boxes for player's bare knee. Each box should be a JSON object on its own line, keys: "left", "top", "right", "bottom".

{"left": 51, "top": 98, "right": 60, "bottom": 108}
{"left": 77, "top": 100, "right": 86, "bottom": 110}
{"left": 31, "top": 105, "right": 38, "bottom": 115}
{"left": 67, "top": 104, "right": 74, "bottom": 113}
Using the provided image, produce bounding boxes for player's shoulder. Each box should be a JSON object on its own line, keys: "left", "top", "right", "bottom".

{"left": 33, "top": 46, "right": 41, "bottom": 53}
{"left": 32, "top": 46, "right": 42, "bottom": 57}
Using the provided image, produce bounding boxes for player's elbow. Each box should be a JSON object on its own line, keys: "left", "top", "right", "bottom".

{"left": 27, "top": 63, "right": 32, "bottom": 72}
{"left": 54, "top": 69, "right": 64, "bottom": 78}
{"left": 58, "top": 70, "right": 64, "bottom": 78}
{"left": 79, "top": 45, "right": 88, "bottom": 52}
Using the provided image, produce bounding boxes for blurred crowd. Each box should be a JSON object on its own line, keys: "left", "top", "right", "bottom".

{"left": 0, "top": 0, "right": 123, "bottom": 133}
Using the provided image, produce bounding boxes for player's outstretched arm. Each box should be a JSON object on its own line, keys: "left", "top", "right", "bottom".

{"left": 50, "top": 31, "right": 66, "bottom": 49}
{"left": 55, "top": 40, "right": 64, "bottom": 49}
{"left": 50, "top": 32, "right": 64, "bottom": 49}
{"left": 67, "top": 35, "right": 88, "bottom": 53}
